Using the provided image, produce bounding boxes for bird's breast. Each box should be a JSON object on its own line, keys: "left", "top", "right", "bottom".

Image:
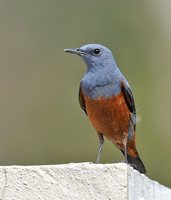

{"left": 81, "top": 82, "right": 121, "bottom": 99}
{"left": 81, "top": 70, "right": 122, "bottom": 99}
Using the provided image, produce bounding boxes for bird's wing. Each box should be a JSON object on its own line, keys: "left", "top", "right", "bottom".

{"left": 78, "top": 85, "right": 87, "bottom": 114}
{"left": 121, "top": 81, "right": 136, "bottom": 115}
{"left": 121, "top": 81, "right": 136, "bottom": 130}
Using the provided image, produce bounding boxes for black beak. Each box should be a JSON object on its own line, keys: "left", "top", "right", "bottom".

{"left": 64, "top": 48, "right": 86, "bottom": 56}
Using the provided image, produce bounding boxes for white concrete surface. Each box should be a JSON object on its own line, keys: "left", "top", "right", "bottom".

{"left": 0, "top": 163, "right": 170, "bottom": 200}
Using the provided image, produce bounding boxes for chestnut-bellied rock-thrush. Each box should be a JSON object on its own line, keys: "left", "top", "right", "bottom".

{"left": 64, "top": 44, "right": 146, "bottom": 174}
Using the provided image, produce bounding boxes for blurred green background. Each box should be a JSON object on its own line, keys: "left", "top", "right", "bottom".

{"left": 0, "top": 0, "right": 171, "bottom": 187}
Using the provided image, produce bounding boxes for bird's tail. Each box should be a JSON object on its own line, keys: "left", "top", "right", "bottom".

{"left": 127, "top": 153, "right": 146, "bottom": 174}
{"left": 121, "top": 149, "right": 146, "bottom": 174}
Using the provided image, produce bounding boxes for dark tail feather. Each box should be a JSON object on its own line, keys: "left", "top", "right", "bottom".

{"left": 127, "top": 154, "right": 146, "bottom": 174}
{"left": 121, "top": 149, "right": 146, "bottom": 174}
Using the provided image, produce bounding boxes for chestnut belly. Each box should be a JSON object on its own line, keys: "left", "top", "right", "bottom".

{"left": 85, "top": 93, "right": 131, "bottom": 144}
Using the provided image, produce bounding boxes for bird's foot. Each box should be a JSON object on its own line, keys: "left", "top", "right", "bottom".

{"left": 94, "top": 160, "right": 100, "bottom": 164}
{"left": 113, "top": 160, "right": 125, "bottom": 164}
{"left": 113, "top": 160, "right": 136, "bottom": 169}
{"left": 113, "top": 160, "right": 130, "bottom": 165}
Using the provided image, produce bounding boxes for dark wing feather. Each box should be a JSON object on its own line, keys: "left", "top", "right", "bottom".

{"left": 121, "top": 82, "right": 136, "bottom": 130}
{"left": 78, "top": 85, "right": 87, "bottom": 114}
{"left": 121, "top": 82, "right": 136, "bottom": 115}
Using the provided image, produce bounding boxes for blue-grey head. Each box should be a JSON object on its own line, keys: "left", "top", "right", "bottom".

{"left": 64, "top": 44, "right": 118, "bottom": 73}
{"left": 64, "top": 44, "right": 126, "bottom": 98}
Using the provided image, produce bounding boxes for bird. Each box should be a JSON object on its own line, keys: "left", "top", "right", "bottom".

{"left": 64, "top": 44, "right": 146, "bottom": 174}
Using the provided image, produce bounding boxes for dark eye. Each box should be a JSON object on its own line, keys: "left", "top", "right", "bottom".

{"left": 93, "top": 48, "right": 100, "bottom": 55}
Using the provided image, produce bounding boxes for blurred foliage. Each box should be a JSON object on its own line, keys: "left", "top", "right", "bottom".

{"left": 0, "top": 0, "right": 171, "bottom": 187}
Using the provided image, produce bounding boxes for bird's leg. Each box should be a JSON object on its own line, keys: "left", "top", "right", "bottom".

{"left": 122, "top": 133, "right": 128, "bottom": 164}
{"left": 95, "top": 133, "right": 104, "bottom": 163}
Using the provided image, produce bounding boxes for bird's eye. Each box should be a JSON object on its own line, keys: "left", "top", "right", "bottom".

{"left": 93, "top": 48, "right": 100, "bottom": 55}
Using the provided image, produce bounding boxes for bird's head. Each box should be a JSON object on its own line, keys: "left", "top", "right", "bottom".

{"left": 64, "top": 44, "right": 116, "bottom": 72}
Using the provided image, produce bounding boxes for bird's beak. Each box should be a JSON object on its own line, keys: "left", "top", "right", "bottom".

{"left": 64, "top": 48, "right": 86, "bottom": 56}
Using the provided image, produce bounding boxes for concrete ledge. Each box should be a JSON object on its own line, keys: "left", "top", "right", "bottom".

{"left": 0, "top": 163, "right": 170, "bottom": 200}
